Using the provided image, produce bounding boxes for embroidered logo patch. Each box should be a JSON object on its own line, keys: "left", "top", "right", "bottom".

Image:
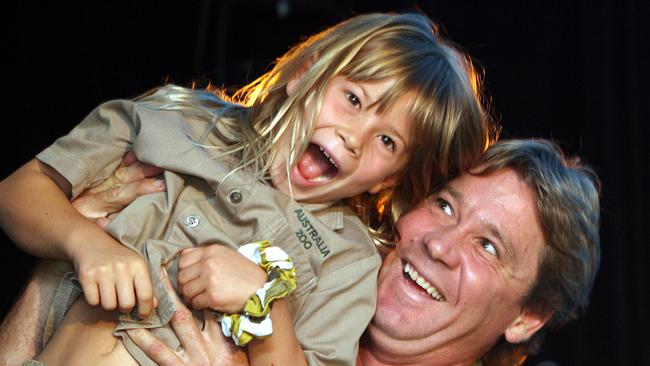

{"left": 294, "top": 208, "right": 330, "bottom": 258}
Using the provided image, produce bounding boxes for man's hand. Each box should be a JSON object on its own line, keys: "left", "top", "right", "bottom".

{"left": 71, "top": 151, "right": 165, "bottom": 227}
{"left": 127, "top": 271, "right": 249, "bottom": 366}
{"left": 178, "top": 245, "right": 267, "bottom": 313}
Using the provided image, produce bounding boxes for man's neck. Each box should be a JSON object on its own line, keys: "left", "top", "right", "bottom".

{"left": 357, "top": 344, "right": 483, "bottom": 366}
{"left": 356, "top": 345, "right": 388, "bottom": 366}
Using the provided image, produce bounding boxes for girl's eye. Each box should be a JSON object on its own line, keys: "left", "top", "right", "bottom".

{"left": 380, "top": 135, "right": 396, "bottom": 151}
{"left": 345, "top": 92, "right": 361, "bottom": 108}
{"left": 437, "top": 198, "right": 453, "bottom": 216}
{"left": 481, "top": 239, "right": 498, "bottom": 257}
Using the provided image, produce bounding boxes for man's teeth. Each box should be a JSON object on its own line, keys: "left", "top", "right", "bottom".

{"left": 319, "top": 146, "right": 338, "bottom": 168}
{"left": 404, "top": 263, "right": 445, "bottom": 302}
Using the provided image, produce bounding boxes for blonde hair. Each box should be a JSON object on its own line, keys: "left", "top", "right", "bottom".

{"left": 137, "top": 12, "right": 494, "bottom": 244}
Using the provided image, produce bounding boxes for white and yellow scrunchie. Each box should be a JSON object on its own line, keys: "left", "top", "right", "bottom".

{"left": 218, "top": 241, "right": 297, "bottom": 346}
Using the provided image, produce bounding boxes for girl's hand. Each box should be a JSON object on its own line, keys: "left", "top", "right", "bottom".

{"left": 68, "top": 151, "right": 165, "bottom": 317}
{"left": 69, "top": 238, "right": 156, "bottom": 318}
{"left": 127, "top": 271, "right": 249, "bottom": 366}
{"left": 177, "top": 245, "right": 267, "bottom": 313}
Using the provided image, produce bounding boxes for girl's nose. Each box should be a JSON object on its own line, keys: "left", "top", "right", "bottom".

{"left": 336, "top": 125, "right": 362, "bottom": 157}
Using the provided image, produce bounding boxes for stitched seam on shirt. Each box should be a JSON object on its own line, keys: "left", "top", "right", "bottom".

{"left": 341, "top": 216, "right": 378, "bottom": 253}
{"left": 317, "top": 252, "right": 380, "bottom": 283}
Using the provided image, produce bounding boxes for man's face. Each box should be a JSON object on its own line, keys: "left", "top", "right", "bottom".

{"left": 366, "top": 168, "right": 546, "bottom": 365}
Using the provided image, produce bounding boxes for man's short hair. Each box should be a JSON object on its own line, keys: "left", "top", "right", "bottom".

{"left": 475, "top": 139, "right": 601, "bottom": 366}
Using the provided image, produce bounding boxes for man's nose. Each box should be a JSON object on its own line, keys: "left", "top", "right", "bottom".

{"left": 336, "top": 123, "right": 363, "bottom": 157}
{"left": 423, "top": 229, "right": 461, "bottom": 269}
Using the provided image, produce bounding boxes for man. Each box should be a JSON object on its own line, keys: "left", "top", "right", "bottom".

{"left": 357, "top": 139, "right": 600, "bottom": 365}
{"left": 0, "top": 139, "right": 600, "bottom": 365}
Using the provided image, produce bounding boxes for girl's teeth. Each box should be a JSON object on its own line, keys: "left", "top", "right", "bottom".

{"left": 319, "top": 146, "right": 338, "bottom": 168}
{"left": 403, "top": 262, "right": 445, "bottom": 302}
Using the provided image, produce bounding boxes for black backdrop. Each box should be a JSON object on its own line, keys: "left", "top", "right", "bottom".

{"left": 2, "top": 1, "right": 648, "bottom": 365}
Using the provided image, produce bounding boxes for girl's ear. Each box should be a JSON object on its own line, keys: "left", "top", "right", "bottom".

{"left": 286, "top": 53, "right": 319, "bottom": 96}
{"left": 504, "top": 311, "right": 548, "bottom": 344}
{"left": 368, "top": 174, "right": 401, "bottom": 195}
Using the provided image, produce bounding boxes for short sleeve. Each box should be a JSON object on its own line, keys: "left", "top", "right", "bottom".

{"left": 36, "top": 100, "right": 141, "bottom": 198}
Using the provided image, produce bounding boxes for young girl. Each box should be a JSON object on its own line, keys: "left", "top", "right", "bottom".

{"left": 0, "top": 12, "right": 491, "bottom": 366}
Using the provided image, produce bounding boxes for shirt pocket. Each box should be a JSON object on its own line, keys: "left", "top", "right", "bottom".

{"left": 244, "top": 215, "right": 317, "bottom": 299}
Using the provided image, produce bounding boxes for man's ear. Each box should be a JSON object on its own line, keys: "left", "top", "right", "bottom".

{"left": 368, "top": 174, "right": 401, "bottom": 195}
{"left": 504, "top": 311, "right": 548, "bottom": 344}
{"left": 286, "top": 53, "right": 319, "bottom": 96}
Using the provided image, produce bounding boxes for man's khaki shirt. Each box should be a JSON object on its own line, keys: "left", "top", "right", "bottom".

{"left": 36, "top": 99, "right": 381, "bottom": 366}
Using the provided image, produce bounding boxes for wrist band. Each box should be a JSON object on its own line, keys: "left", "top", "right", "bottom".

{"left": 218, "top": 240, "right": 297, "bottom": 346}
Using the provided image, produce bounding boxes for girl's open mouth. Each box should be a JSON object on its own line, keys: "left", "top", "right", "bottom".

{"left": 296, "top": 143, "right": 340, "bottom": 182}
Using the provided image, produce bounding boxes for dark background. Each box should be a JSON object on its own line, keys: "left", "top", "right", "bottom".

{"left": 2, "top": 1, "right": 648, "bottom": 365}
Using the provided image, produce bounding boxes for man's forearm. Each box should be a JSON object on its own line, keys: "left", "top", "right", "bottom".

{"left": 0, "top": 260, "right": 69, "bottom": 365}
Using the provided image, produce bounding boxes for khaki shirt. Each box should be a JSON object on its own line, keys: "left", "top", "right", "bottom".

{"left": 37, "top": 99, "right": 381, "bottom": 366}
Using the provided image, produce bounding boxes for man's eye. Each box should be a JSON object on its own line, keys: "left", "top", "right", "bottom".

{"left": 345, "top": 92, "right": 361, "bottom": 108}
{"left": 481, "top": 239, "right": 498, "bottom": 257}
{"left": 437, "top": 198, "right": 452, "bottom": 216}
{"left": 380, "top": 135, "right": 396, "bottom": 151}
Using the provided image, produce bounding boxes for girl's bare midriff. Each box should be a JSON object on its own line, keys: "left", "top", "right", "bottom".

{"left": 37, "top": 298, "right": 139, "bottom": 366}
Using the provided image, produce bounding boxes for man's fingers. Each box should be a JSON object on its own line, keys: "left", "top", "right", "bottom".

{"left": 71, "top": 193, "right": 116, "bottom": 219}
{"left": 127, "top": 329, "right": 182, "bottom": 366}
{"left": 79, "top": 178, "right": 165, "bottom": 219}
{"left": 159, "top": 268, "right": 211, "bottom": 363}
{"left": 95, "top": 216, "right": 112, "bottom": 229}
{"left": 201, "top": 309, "right": 248, "bottom": 363}
{"left": 119, "top": 151, "right": 138, "bottom": 167}
{"left": 99, "top": 178, "right": 165, "bottom": 206}
{"left": 169, "top": 305, "right": 210, "bottom": 362}
{"left": 115, "top": 161, "right": 164, "bottom": 183}
{"left": 90, "top": 159, "right": 163, "bottom": 194}
{"left": 72, "top": 176, "right": 163, "bottom": 219}
{"left": 167, "top": 285, "right": 210, "bottom": 362}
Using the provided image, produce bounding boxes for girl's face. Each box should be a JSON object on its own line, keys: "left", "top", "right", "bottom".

{"left": 272, "top": 75, "right": 414, "bottom": 203}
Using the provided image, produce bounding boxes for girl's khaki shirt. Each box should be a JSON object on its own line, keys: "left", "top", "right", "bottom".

{"left": 37, "top": 100, "right": 381, "bottom": 366}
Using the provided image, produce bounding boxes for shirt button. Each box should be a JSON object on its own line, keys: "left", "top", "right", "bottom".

{"left": 185, "top": 215, "right": 200, "bottom": 228}
{"left": 229, "top": 190, "right": 243, "bottom": 204}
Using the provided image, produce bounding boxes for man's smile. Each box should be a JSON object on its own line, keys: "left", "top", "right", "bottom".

{"left": 402, "top": 261, "right": 446, "bottom": 302}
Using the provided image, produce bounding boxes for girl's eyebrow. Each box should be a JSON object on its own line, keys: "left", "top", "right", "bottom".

{"left": 385, "top": 124, "right": 408, "bottom": 146}
{"left": 356, "top": 83, "right": 371, "bottom": 102}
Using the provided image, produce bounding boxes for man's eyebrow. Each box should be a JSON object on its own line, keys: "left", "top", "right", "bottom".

{"left": 445, "top": 185, "right": 464, "bottom": 206}
{"left": 440, "top": 183, "right": 465, "bottom": 209}
{"left": 446, "top": 183, "right": 515, "bottom": 263}
{"left": 485, "top": 220, "right": 514, "bottom": 263}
